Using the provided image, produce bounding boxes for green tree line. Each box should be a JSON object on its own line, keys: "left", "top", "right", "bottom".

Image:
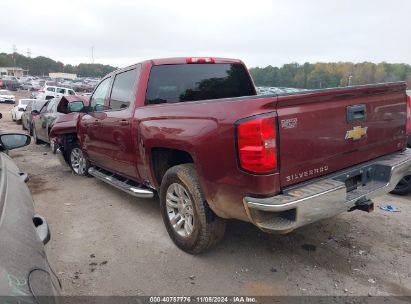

{"left": 0, "top": 52, "right": 116, "bottom": 77}
{"left": 249, "top": 62, "right": 411, "bottom": 89}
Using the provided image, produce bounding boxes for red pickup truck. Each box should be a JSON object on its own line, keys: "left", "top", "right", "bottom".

{"left": 55, "top": 57, "right": 411, "bottom": 254}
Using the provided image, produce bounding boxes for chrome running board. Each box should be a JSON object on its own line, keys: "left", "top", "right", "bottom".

{"left": 88, "top": 167, "right": 154, "bottom": 198}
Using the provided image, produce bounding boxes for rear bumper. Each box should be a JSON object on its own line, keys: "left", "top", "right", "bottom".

{"left": 244, "top": 149, "right": 411, "bottom": 233}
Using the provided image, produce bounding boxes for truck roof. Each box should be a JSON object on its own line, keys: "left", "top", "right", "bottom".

{"left": 149, "top": 57, "right": 243, "bottom": 65}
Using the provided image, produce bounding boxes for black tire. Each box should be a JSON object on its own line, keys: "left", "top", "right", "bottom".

{"left": 160, "top": 164, "right": 226, "bottom": 254}
{"left": 67, "top": 142, "right": 90, "bottom": 176}
{"left": 32, "top": 125, "right": 42, "bottom": 144}
{"left": 390, "top": 175, "right": 411, "bottom": 195}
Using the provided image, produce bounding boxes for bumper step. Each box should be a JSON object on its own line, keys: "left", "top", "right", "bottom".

{"left": 244, "top": 149, "right": 411, "bottom": 233}
{"left": 88, "top": 167, "right": 154, "bottom": 199}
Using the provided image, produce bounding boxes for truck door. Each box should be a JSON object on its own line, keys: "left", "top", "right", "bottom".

{"left": 80, "top": 77, "right": 112, "bottom": 164}
{"left": 95, "top": 66, "right": 141, "bottom": 179}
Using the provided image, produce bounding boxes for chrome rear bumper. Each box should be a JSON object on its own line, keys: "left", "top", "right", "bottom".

{"left": 244, "top": 149, "right": 411, "bottom": 233}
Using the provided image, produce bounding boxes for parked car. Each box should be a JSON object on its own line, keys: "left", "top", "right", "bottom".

{"left": 36, "top": 86, "right": 76, "bottom": 100}
{"left": 31, "top": 80, "right": 45, "bottom": 91}
{"left": 0, "top": 89, "right": 15, "bottom": 103}
{"left": 32, "top": 96, "right": 88, "bottom": 149}
{"left": 0, "top": 122, "right": 60, "bottom": 299}
{"left": 11, "top": 99, "right": 35, "bottom": 124}
{"left": 49, "top": 95, "right": 89, "bottom": 153}
{"left": 0, "top": 76, "right": 20, "bottom": 90}
{"left": 21, "top": 99, "right": 48, "bottom": 135}
{"left": 56, "top": 57, "right": 411, "bottom": 254}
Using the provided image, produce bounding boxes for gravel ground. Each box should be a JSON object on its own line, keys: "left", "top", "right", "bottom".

{"left": 1, "top": 91, "right": 411, "bottom": 297}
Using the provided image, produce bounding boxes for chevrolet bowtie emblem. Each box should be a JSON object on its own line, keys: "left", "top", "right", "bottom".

{"left": 345, "top": 126, "right": 368, "bottom": 140}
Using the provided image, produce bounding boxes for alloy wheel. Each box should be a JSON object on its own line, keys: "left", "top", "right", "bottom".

{"left": 70, "top": 148, "right": 87, "bottom": 175}
{"left": 166, "top": 183, "right": 195, "bottom": 238}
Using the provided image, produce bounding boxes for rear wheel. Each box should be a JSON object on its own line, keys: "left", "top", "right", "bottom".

{"left": 390, "top": 175, "right": 411, "bottom": 195}
{"left": 160, "top": 164, "right": 226, "bottom": 254}
{"left": 68, "top": 143, "right": 89, "bottom": 176}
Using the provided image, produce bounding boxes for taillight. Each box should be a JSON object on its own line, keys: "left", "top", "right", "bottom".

{"left": 32, "top": 114, "right": 39, "bottom": 118}
{"left": 406, "top": 95, "right": 411, "bottom": 136}
{"left": 186, "top": 57, "right": 215, "bottom": 64}
{"left": 237, "top": 115, "right": 277, "bottom": 174}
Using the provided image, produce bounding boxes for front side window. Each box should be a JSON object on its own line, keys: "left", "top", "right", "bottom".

{"left": 68, "top": 90, "right": 75, "bottom": 95}
{"left": 90, "top": 77, "right": 111, "bottom": 112}
{"left": 145, "top": 63, "right": 255, "bottom": 104}
{"left": 109, "top": 68, "right": 138, "bottom": 111}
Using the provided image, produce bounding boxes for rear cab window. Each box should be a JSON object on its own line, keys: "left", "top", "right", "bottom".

{"left": 145, "top": 63, "right": 255, "bottom": 104}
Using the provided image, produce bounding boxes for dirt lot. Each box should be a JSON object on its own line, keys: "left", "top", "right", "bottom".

{"left": 1, "top": 91, "right": 411, "bottom": 296}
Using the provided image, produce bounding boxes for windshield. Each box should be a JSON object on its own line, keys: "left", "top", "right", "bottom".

{"left": 145, "top": 63, "right": 255, "bottom": 104}
{"left": 0, "top": 90, "right": 12, "bottom": 95}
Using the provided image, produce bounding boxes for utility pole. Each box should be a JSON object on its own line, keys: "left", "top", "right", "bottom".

{"left": 12, "top": 44, "right": 17, "bottom": 75}
{"left": 27, "top": 48, "right": 31, "bottom": 58}
{"left": 91, "top": 46, "right": 94, "bottom": 64}
{"left": 348, "top": 73, "right": 353, "bottom": 86}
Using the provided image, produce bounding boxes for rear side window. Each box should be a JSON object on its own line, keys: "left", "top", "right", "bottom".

{"left": 47, "top": 87, "right": 55, "bottom": 92}
{"left": 109, "top": 68, "right": 139, "bottom": 110}
{"left": 145, "top": 63, "right": 255, "bottom": 104}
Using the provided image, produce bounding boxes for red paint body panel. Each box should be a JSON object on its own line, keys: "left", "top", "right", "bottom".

{"left": 276, "top": 83, "right": 407, "bottom": 186}
{"left": 72, "top": 57, "right": 407, "bottom": 222}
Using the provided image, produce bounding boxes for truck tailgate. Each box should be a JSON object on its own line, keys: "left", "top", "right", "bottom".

{"left": 277, "top": 82, "right": 408, "bottom": 187}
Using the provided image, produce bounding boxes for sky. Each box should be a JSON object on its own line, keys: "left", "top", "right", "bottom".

{"left": 0, "top": 0, "right": 410, "bottom": 69}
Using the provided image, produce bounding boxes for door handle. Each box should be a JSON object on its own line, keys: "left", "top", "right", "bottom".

{"left": 119, "top": 120, "right": 129, "bottom": 126}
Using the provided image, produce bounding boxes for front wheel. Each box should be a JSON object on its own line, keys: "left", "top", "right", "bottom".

{"left": 160, "top": 164, "right": 226, "bottom": 254}
{"left": 68, "top": 143, "right": 89, "bottom": 176}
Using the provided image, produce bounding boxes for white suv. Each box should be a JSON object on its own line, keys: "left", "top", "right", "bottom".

{"left": 36, "top": 86, "right": 76, "bottom": 100}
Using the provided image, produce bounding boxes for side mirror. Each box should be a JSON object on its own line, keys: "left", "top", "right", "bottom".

{"left": 68, "top": 101, "right": 85, "bottom": 113}
{"left": 0, "top": 113, "right": 2, "bottom": 120}
{"left": 31, "top": 110, "right": 40, "bottom": 115}
{"left": 0, "top": 134, "right": 31, "bottom": 151}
